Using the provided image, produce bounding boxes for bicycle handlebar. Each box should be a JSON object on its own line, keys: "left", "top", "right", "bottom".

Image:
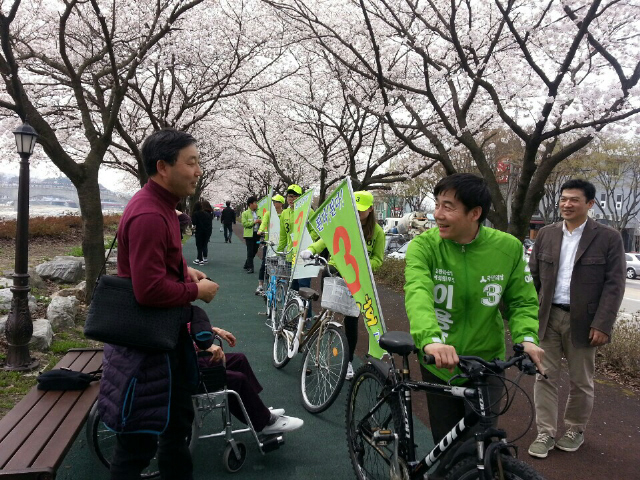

{"left": 422, "top": 343, "right": 538, "bottom": 378}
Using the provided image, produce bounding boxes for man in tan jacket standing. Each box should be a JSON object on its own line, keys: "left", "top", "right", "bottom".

{"left": 528, "top": 179, "right": 625, "bottom": 459}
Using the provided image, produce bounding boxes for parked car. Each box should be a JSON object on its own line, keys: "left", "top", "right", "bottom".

{"left": 523, "top": 238, "right": 534, "bottom": 256}
{"left": 626, "top": 253, "right": 640, "bottom": 279}
{"left": 384, "top": 234, "right": 406, "bottom": 256}
{"left": 387, "top": 240, "right": 411, "bottom": 260}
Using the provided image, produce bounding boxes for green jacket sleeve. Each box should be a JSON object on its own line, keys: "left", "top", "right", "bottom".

{"left": 258, "top": 211, "right": 270, "bottom": 235}
{"left": 308, "top": 237, "right": 326, "bottom": 254}
{"left": 241, "top": 210, "right": 254, "bottom": 229}
{"left": 404, "top": 237, "right": 444, "bottom": 351}
{"left": 277, "top": 208, "right": 289, "bottom": 252}
{"left": 369, "top": 225, "right": 385, "bottom": 272}
{"left": 502, "top": 243, "right": 539, "bottom": 345}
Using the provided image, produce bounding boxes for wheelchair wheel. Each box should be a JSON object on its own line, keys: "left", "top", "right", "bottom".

{"left": 86, "top": 401, "right": 198, "bottom": 478}
{"left": 223, "top": 441, "right": 247, "bottom": 473}
{"left": 300, "top": 323, "right": 348, "bottom": 413}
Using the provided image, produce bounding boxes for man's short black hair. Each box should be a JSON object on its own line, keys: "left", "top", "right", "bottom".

{"left": 247, "top": 195, "right": 258, "bottom": 206}
{"left": 560, "top": 179, "right": 596, "bottom": 202}
{"left": 226, "top": 200, "right": 231, "bottom": 207}
{"left": 141, "top": 128, "right": 196, "bottom": 177}
{"left": 434, "top": 173, "right": 492, "bottom": 223}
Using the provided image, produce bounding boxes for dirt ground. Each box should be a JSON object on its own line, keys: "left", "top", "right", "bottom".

{"left": 0, "top": 235, "right": 83, "bottom": 275}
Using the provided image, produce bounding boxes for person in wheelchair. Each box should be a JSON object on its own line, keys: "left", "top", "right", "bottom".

{"left": 188, "top": 306, "right": 304, "bottom": 435}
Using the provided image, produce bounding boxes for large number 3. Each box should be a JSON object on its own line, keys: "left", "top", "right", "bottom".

{"left": 292, "top": 211, "right": 304, "bottom": 247}
{"left": 333, "top": 226, "right": 361, "bottom": 294}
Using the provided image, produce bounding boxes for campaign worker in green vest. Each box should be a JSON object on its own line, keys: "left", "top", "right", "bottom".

{"left": 241, "top": 195, "right": 262, "bottom": 274}
{"left": 403, "top": 173, "right": 544, "bottom": 473}
{"left": 300, "top": 190, "right": 384, "bottom": 379}
{"left": 277, "top": 184, "right": 318, "bottom": 317}
{"left": 255, "top": 194, "right": 285, "bottom": 295}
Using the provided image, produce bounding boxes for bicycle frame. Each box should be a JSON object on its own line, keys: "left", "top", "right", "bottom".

{"left": 358, "top": 354, "right": 509, "bottom": 480}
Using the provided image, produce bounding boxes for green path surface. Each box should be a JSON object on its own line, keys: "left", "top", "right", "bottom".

{"left": 58, "top": 229, "right": 432, "bottom": 479}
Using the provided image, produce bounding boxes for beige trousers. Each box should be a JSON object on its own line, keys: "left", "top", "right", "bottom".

{"left": 534, "top": 305, "right": 596, "bottom": 437}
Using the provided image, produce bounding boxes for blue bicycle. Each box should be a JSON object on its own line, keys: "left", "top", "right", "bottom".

{"left": 263, "top": 243, "right": 291, "bottom": 336}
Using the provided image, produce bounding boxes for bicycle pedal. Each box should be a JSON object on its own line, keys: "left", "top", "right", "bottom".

{"left": 373, "top": 429, "right": 396, "bottom": 444}
{"left": 258, "top": 311, "right": 268, "bottom": 316}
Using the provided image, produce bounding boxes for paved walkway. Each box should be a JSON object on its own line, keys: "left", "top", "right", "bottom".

{"left": 57, "top": 225, "right": 639, "bottom": 479}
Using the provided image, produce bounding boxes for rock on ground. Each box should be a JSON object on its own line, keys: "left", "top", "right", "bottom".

{"left": 47, "top": 296, "right": 78, "bottom": 330}
{"left": 29, "top": 318, "right": 54, "bottom": 351}
{"left": 35, "top": 256, "right": 85, "bottom": 283}
{"left": 0, "top": 288, "right": 38, "bottom": 315}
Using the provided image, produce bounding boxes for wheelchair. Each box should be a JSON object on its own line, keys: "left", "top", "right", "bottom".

{"left": 86, "top": 341, "right": 285, "bottom": 477}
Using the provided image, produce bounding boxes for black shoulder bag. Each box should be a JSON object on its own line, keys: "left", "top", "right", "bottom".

{"left": 37, "top": 367, "right": 102, "bottom": 391}
{"left": 84, "top": 235, "right": 187, "bottom": 351}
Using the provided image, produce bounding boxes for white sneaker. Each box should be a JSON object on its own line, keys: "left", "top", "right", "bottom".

{"left": 193, "top": 259, "right": 202, "bottom": 265}
{"left": 261, "top": 415, "right": 303, "bottom": 435}
{"left": 268, "top": 407, "right": 285, "bottom": 417}
{"left": 202, "top": 258, "right": 209, "bottom": 263}
{"left": 255, "top": 286, "right": 264, "bottom": 296}
{"left": 345, "top": 362, "right": 354, "bottom": 380}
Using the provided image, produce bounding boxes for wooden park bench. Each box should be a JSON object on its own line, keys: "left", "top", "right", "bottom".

{"left": 0, "top": 348, "right": 103, "bottom": 480}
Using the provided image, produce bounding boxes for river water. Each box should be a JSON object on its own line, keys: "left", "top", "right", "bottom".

{"left": 0, "top": 205, "right": 126, "bottom": 221}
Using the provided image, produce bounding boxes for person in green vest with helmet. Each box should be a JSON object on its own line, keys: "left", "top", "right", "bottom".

{"left": 301, "top": 190, "right": 384, "bottom": 380}
{"left": 277, "top": 184, "right": 318, "bottom": 317}
{"left": 255, "top": 194, "right": 285, "bottom": 295}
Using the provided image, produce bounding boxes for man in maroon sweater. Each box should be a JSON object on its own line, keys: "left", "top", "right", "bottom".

{"left": 105, "top": 129, "right": 218, "bottom": 479}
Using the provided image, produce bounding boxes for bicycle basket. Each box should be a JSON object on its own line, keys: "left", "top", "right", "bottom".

{"left": 321, "top": 276, "right": 360, "bottom": 317}
{"left": 276, "top": 258, "right": 292, "bottom": 278}
{"left": 266, "top": 256, "right": 279, "bottom": 276}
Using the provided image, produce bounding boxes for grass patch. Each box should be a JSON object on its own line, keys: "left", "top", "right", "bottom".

{"left": 50, "top": 339, "right": 92, "bottom": 353}
{"left": 67, "top": 245, "right": 83, "bottom": 257}
{"left": 374, "top": 258, "right": 405, "bottom": 293}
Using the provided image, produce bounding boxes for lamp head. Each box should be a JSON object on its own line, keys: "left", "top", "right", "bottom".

{"left": 13, "top": 122, "right": 38, "bottom": 155}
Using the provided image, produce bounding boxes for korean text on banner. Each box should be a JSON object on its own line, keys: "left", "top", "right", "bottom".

{"left": 309, "top": 179, "right": 386, "bottom": 358}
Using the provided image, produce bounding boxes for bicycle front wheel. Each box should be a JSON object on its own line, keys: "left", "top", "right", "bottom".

{"left": 272, "top": 282, "right": 287, "bottom": 331}
{"left": 272, "top": 297, "right": 300, "bottom": 369}
{"left": 300, "top": 323, "right": 349, "bottom": 413}
{"left": 445, "top": 455, "right": 545, "bottom": 480}
{"left": 346, "top": 364, "right": 406, "bottom": 480}
{"left": 85, "top": 402, "right": 198, "bottom": 479}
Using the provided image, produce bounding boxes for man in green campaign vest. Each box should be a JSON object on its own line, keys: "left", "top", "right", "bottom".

{"left": 277, "top": 184, "right": 319, "bottom": 316}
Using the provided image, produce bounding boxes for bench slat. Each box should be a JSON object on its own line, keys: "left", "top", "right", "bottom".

{"left": 0, "top": 349, "right": 103, "bottom": 477}
{"left": 31, "top": 353, "right": 103, "bottom": 471}
{"left": 0, "top": 351, "right": 84, "bottom": 444}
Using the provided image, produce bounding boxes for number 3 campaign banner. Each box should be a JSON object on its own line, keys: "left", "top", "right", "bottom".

{"left": 309, "top": 178, "right": 386, "bottom": 358}
{"left": 290, "top": 189, "right": 321, "bottom": 280}
{"left": 257, "top": 188, "right": 273, "bottom": 221}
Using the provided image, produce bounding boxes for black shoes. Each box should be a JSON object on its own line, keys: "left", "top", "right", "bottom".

{"left": 247, "top": 269, "right": 254, "bottom": 274}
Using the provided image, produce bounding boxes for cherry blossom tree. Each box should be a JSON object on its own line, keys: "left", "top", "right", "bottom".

{"left": 0, "top": 0, "right": 204, "bottom": 299}
{"left": 265, "top": 0, "right": 640, "bottom": 238}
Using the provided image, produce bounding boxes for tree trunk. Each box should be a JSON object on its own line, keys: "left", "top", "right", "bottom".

{"left": 76, "top": 176, "right": 105, "bottom": 303}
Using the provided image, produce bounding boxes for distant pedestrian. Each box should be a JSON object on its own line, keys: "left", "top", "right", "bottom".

{"left": 192, "top": 201, "right": 213, "bottom": 265}
{"left": 221, "top": 200, "right": 236, "bottom": 243}
{"left": 241, "top": 195, "right": 261, "bottom": 274}
{"left": 528, "top": 179, "right": 625, "bottom": 459}
{"left": 176, "top": 209, "right": 191, "bottom": 239}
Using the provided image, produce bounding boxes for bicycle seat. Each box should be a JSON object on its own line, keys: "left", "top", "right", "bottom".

{"left": 379, "top": 331, "right": 418, "bottom": 356}
{"left": 298, "top": 287, "right": 320, "bottom": 301}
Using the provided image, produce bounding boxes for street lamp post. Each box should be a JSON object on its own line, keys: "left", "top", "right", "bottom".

{"left": 3, "top": 122, "right": 39, "bottom": 372}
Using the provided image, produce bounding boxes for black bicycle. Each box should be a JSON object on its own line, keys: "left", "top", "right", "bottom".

{"left": 346, "top": 331, "right": 545, "bottom": 480}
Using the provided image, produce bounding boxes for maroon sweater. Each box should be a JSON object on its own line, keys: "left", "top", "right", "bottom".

{"left": 117, "top": 179, "right": 198, "bottom": 307}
